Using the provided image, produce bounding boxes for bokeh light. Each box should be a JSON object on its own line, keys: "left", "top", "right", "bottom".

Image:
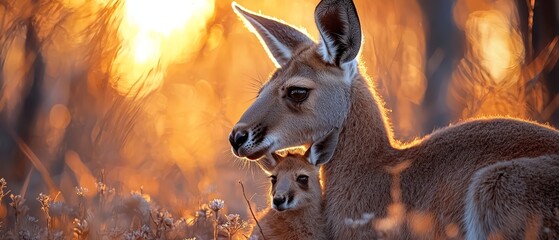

{"left": 0, "top": 0, "right": 558, "bottom": 238}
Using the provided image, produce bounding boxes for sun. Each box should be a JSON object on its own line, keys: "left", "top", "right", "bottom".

{"left": 111, "top": 0, "right": 215, "bottom": 98}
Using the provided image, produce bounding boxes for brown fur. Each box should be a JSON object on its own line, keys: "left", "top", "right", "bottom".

{"left": 251, "top": 154, "right": 327, "bottom": 240}
{"left": 231, "top": 1, "right": 559, "bottom": 239}
{"left": 323, "top": 75, "right": 559, "bottom": 239}
{"left": 465, "top": 155, "right": 559, "bottom": 240}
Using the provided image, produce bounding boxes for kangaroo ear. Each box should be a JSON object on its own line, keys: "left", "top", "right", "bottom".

{"left": 257, "top": 152, "right": 282, "bottom": 173}
{"left": 315, "top": 0, "right": 362, "bottom": 65}
{"left": 232, "top": 2, "right": 314, "bottom": 68}
{"left": 305, "top": 128, "right": 339, "bottom": 166}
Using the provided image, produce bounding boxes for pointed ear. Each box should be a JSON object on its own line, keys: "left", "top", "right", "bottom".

{"left": 305, "top": 128, "right": 339, "bottom": 166}
{"left": 232, "top": 2, "right": 314, "bottom": 68}
{"left": 315, "top": 0, "right": 362, "bottom": 65}
{"left": 257, "top": 152, "right": 282, "bottom": 173}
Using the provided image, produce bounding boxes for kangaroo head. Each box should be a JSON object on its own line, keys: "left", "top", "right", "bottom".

{"left": 230, "top": 0, "right": 362, "bottom": 160}
{"left": 258, "top": 129, "right": 338, "bottom": 211}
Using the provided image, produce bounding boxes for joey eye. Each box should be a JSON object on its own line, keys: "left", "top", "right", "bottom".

{"left": 286, "top": 87, "right": 309, "bottom": 102}
{"left": 296, "top": 175, "right": 309, "bottom": 185}
{"left": 270, "top": 175, "right": 277, "bottom": 185}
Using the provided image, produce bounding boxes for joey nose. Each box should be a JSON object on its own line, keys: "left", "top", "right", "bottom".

{"left": 229, "top": 129, "right": 249, "bottom": 151}
{"left": 273, "top": 196, "right": 286, "bottom": 206}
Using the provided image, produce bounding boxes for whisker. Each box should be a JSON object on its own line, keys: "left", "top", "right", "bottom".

{"left": 242, "top": 72, "right": 267, "bottom": 94}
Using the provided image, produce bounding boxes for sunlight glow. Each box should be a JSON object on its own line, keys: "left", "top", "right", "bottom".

{"left": 466, "top": 10, "right": 524, "bottom": 83}
{"left": 451, "top": 7, "right": 527, "bottom": 118}
{"left": 124, "top": 0, "right": 197, "bottom": 36}
{"left": 111, "top": 0, "right": 215, "bottom": 98}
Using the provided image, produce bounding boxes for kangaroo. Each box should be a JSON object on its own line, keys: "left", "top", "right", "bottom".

{"left": 250, "top": 129, "right": 338, "bottom": 240}
{"left": 464, "top": 155, "right": 559, "bottom": 240}
{"left": 230, "top": 0, "right": 559, "bottom": 239}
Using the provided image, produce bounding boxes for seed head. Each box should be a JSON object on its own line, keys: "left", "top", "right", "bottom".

{"left": 75, "top": 187, "right": 89, "bottom": 197}
{"left": 208, "top": 199, "right": 224, "bottom": 212}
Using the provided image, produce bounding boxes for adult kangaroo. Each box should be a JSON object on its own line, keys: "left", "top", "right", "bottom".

{"left": 229, "top": 0, "right": 559, "bottom": 239}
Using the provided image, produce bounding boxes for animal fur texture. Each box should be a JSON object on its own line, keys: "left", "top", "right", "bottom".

{"left": 230, "top": 0, "right": 559, "bottom": 239}
{"left": 251, "top": 154, "right": 326, "bottom": 240}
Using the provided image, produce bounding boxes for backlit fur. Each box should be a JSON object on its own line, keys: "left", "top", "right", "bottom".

{"left": 251, "top": 154, "right": 326, "bottom": 240}
{"left": 232, "top": 0, "right": 559, "bottom": 239}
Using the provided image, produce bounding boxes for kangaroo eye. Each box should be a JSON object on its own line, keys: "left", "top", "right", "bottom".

{"left": 270, "top": 175, "right": 277, "bottom": 185}
{"left": 296, "top": 175, "right": 309, "bottom": 185}
{"left": 286, "top": 87, "right": 309, "bottom": 102}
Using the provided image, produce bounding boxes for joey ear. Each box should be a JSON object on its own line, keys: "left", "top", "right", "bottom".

{"left": 257, "top": 152, "right": 282, "bottom": 173}
{"left": 232, "top": 2, "right": 314, "bottom": 68}
{"left": 305, "top": 128, "right": 340, "bottom": 166}
{"left": 315, "top": 0, "right": 362, "bottom": 65}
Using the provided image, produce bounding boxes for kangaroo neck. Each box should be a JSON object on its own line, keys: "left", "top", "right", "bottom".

{"left": 277, "top": 203, "right": 323, "bottom": 231}
{"left": 327, "top": 75, "right": 394, "bottom": 170}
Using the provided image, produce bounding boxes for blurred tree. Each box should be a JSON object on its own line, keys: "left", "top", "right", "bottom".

{"left": 0, "top": 0, "right": 45, "bottom": 182}
{"left": 517, "top": 0, "right": 559, "bottom": 126}
{"left": 418, "top": 0, "right": 464, "bottom": 134}
{"left": 0, "top": 0, "right": 558, "bottom": 227}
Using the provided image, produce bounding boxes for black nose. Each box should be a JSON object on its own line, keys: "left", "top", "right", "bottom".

{"left": 229, "top": 130, "right": 249, "bottom": 151}
{"left": 273, "top": 196, "right": 286, "bottom": 206}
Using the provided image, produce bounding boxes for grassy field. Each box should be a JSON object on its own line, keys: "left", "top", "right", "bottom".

{"left": 0, "top": 177, "right": 256, "bottom": 240}
{"left": 1, "top": 0, "right": 558, "bottom": 239}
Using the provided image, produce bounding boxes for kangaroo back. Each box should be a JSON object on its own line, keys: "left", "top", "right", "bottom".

{"left": 230, "top": 0, "right": 559, "bottom": 239}
{"left": 465, "top": 155, "right": 559, "bottom": 240}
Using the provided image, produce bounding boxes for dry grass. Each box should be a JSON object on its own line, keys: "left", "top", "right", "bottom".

{"left": 0, "top": 178, "right": 251, "bottom": 240}
{"left": 0, "top": 0, "right": 558, "bottom": 239}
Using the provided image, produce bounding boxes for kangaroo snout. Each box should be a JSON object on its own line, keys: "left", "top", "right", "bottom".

{"left": 229, "top": 128, "right": 248, "bottom": 153}
{"left": 229, "top": 122, "right": 270, "bottom": 159}
{"left": 272, "top": 193, "right": 290, "bottom": 211}
{"left": 272, "top": 196, "right": 286, "bottom": 207}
